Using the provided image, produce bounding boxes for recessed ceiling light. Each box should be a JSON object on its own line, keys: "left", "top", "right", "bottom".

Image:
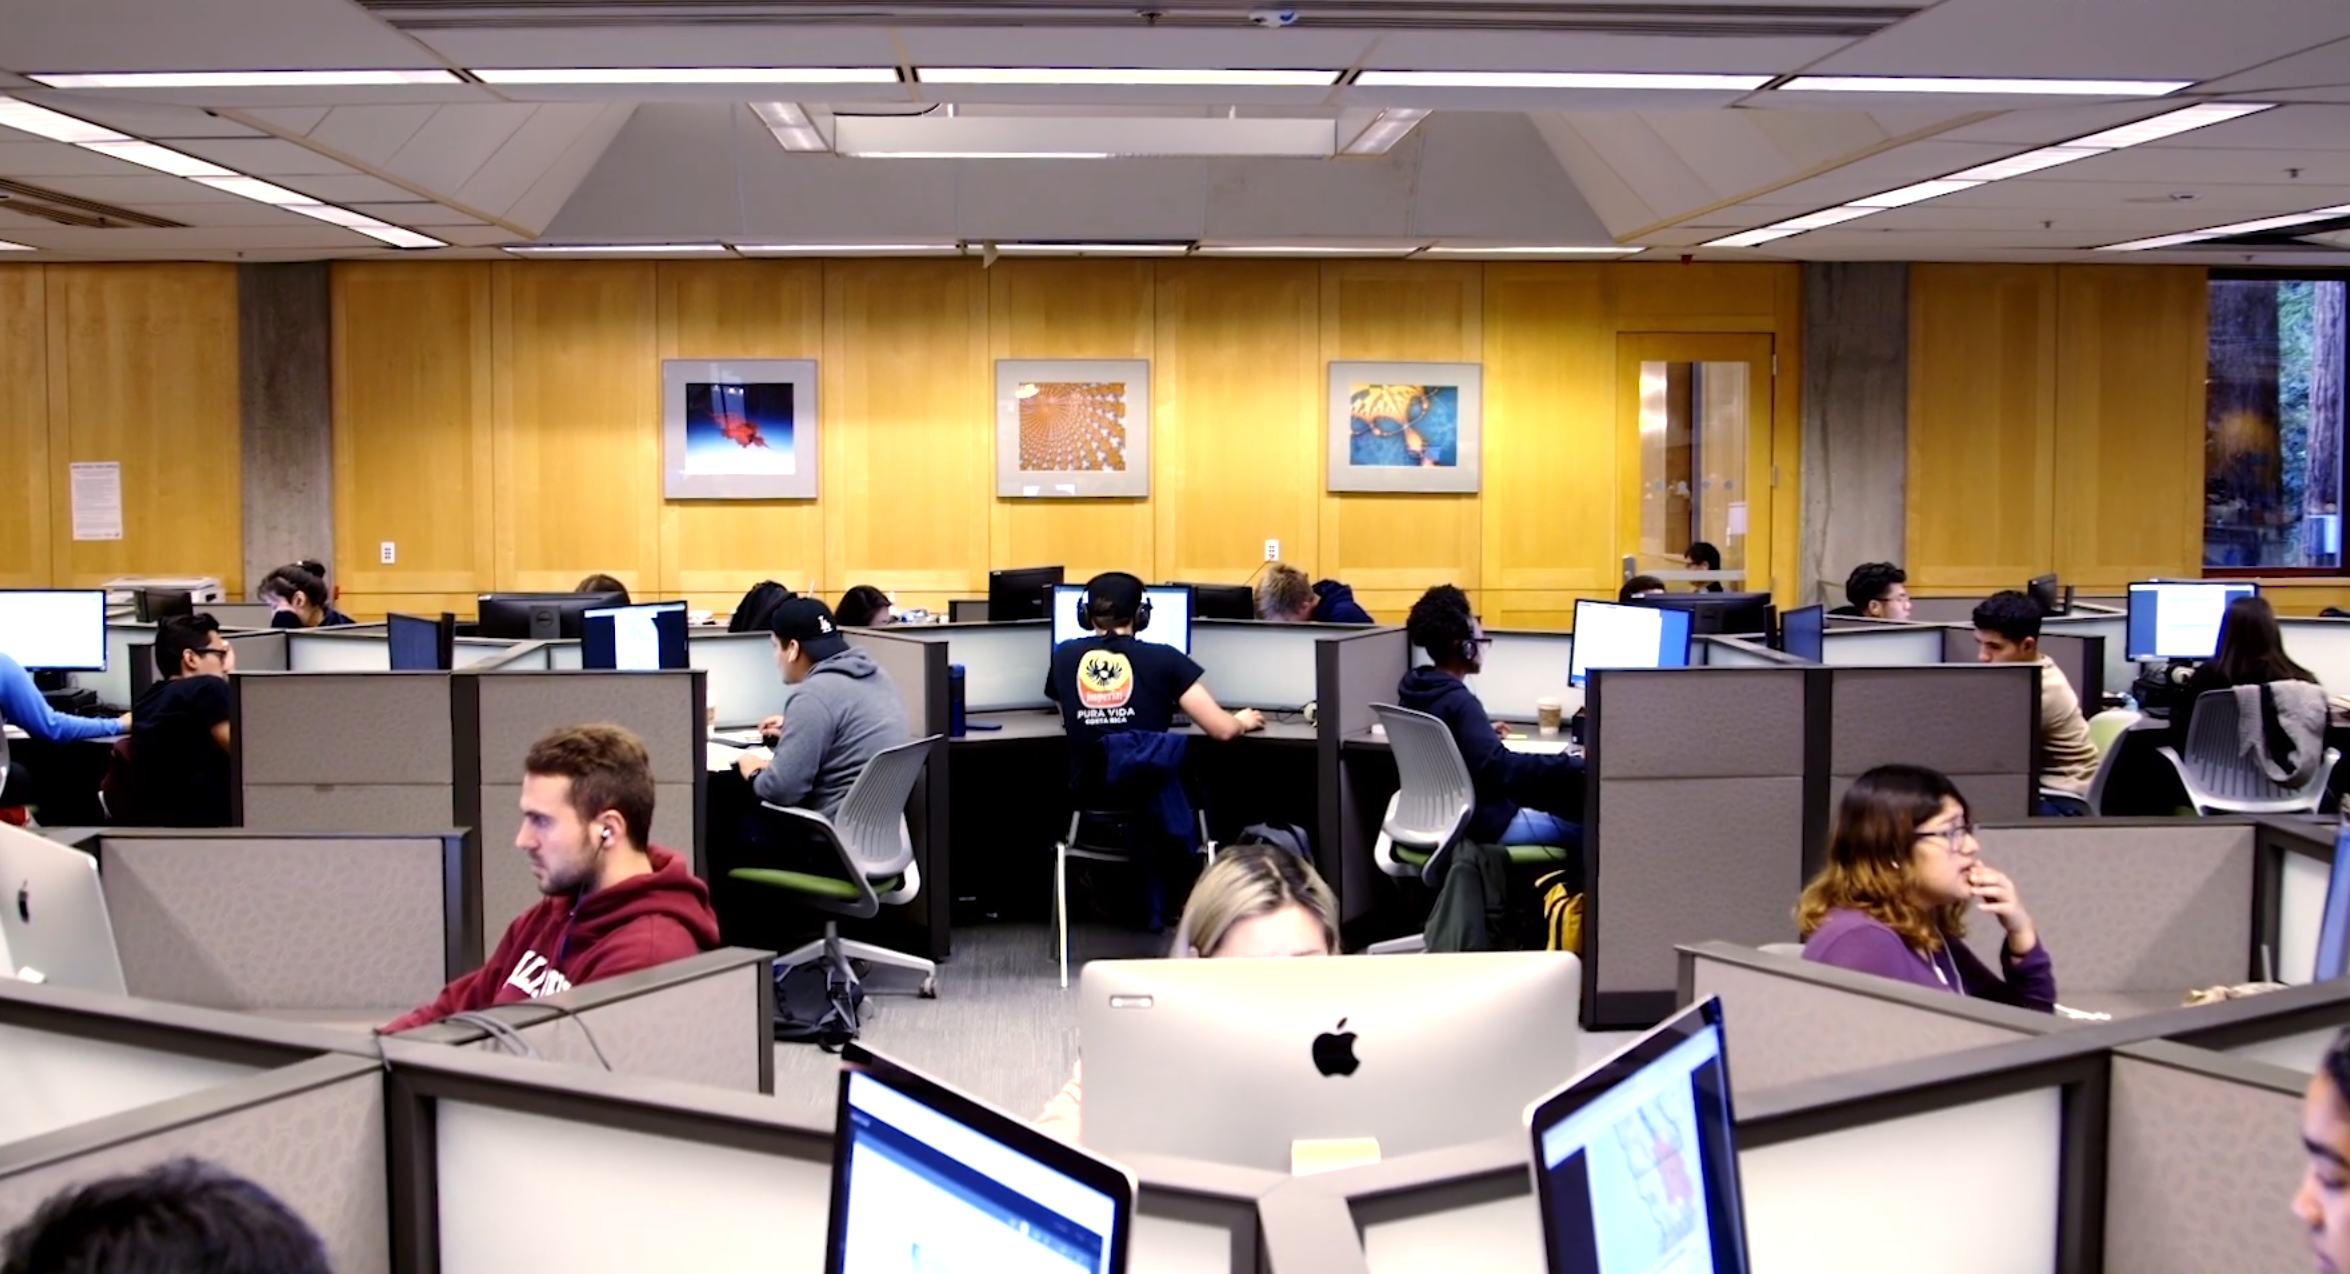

{"left": 0, "top": 240, "right": 31, "bottom": 251}
{"left": 31, "top": 70, "right": 461, "bottom": 88}
{"left": 749, "top": 102, "right": 828, "bottom": 152}
{"left": 473, "top": 67, "right": 899, "bottom": 85}
{"left": 1769, "top": 206, "right": 1883, "bottom": 231}
{"left": 0, "top": 96, "right": 126, "bottom": 144}
{"left": 847, "top": 150, "right": 1119, "bottom": 159}
{"left": 1195, "top": 245, "right": 1420, "bottom": 256}
{"left": 193, "top": 175, "right": 318, "bottom": 205}
{"left": 356, "top": 226, "right": 445, "bottom": 249}
{"left": 994, "top": 242, "right": 1191, "bottom": 255}
{"left": 1944, "top": 146, "right": 2108, "bottom": 182}
{"left": 1847, "top": 179, "right": 1984, "bottom": 208}
{"left": 78, "top": 140, "right": 234, "bottom": 178}
{"left": 1342, "top": 107, "right": 1429, "bottom": 155}
{"left": 2066, "top": 102, "right": 2275, "bottom": 149}
{"left": 1779, "top": 76, "right": 2188, "bottom": 96}
{"left": 917, "top": 67, "right": 1340, "bottom": 87}
{"left": 1421, "top": 245, "right": 1644, "bottom": 256}
{"left": 1355, "top": 71, "right": 1770, "bottom": 91}
{"left": 734, "top": 243, "right": 961, "bottom": 255}
{"left": 281, "top": 204, "right": 388, "bottom": 228}
{"left": 1703, "top": 228, "right": 1804, "bottom": 248}
{"left": 503, "top": 243, "right": 733, "bottom": 255}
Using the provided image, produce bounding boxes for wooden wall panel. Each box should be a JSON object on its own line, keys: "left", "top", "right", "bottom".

{"left": 1481, "top": 266, "right": 1615, "bottom": 622}
{"left": 989, "top": 260, "right": 1156, "bottom": 581}
{"left": 1153, "top": 261, "right": 1320, "bottom": 586}
{"left": 658, "top": 261, "right": 826, "bottom": 608}
{"left": 44, "top": 265, "right": 241, "bottom": 592}
{"left": 0, "top": 267, "right": 49, "bottom": 589}
{"left": 1907, "top": 264, "right": 2057, "bottom": 590}
{"left": 333, "top": 262, "right": 495, "bottom": 610}
{"left": 2051, "top": 265, "right": 2206, "bottom": 588}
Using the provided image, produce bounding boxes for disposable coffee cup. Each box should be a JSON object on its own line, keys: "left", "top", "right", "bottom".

{"left": 1536, "top": 698, "right": 1563, "bottom": 737}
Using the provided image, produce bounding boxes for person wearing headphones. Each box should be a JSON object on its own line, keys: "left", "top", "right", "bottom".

{"left": 1046, "top": 571, "right": 1264, "bottom": 762}
{"left": 1395, "top": 584, "right": 1583, "bottom": 850}
{"left": 383, "top": 723, "right": 719, "bottom": 1032}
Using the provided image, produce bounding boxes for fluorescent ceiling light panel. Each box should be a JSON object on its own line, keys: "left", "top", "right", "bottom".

{"left": 734, "top": 243, "right": 960, "bottom": 255}
{"left": 356, "top": 226, "right": 444, "bottom": 249}
{"left": 1356, "top": 70, "right": 1770, "bottom": 90}
{"left": 1848, "top": 179, "right": 1983, "bottom": 208}
{"left": 193, "top": 175, "right": 318, "bottom": 205}
{"left": 0, "top": 97, "right": 126, "bottom": 143}
{"left": 2066, "top": 101, "right": 2275, "bottom": 148}
{"left": 1944, "top": 146, "right": 2106, "bottom": 181}
{"left": 1195, "top": 245, "right": 1419, "bottom": 256}
{"left": 2099, "top": 204, "right": 2350, "bottom": 251}
{"left": 78, "top": 139, "right": 234, "bottom": 178}
{"left": 750, "top": 101, "right": 827, "bottom": 151}
{"left": 503, "top": 243, "right": 732, "bottom": 255}
{"left": 917, "top": 67, "right": 1339, "bottom": 86}
{"left": 1703, "top": 228, "right": 1804, "bottom": 248}
{"left": 995, "top": 243, "right": 1191, "bottom": 255}
{"left": 1342, "top": 107, "right": 1429, "bottom": 155}
{"left": 1421, "top": 245, "right": 1643, "bottom": 256}
{"left": 281, "top": 203, "right": 388, "bottom": 228}
{"left": 31, "top": 69, "right": 459, "bottom": 88}
{"left": 851, "top": 151, "right": 1118, "bottom": 159}
{"left": 1769, "top": 206, "right": 1882, "bottom": 230}
{"left": 0, "top": 240, "right": 31, "bottom": 250}
{"left": 1780, "top": 76, "right": 2187, "bottom": 95}
{"left": 474, "top": 67, "right": 897, "bottom": 85}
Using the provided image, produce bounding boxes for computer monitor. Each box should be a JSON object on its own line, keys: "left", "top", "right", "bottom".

{"left": 134, "top": 588, "right": 194, "bottom": 625}
{"left": 1175, "top": 582, "right": 1256, "bottom": 622}
{"left": 948, "top": 598, "right": 992, "bottom": 623}
{"left": 827, "top": 1044, "right": 1134, "bottom": 1274}
{"left": 1570, "top": 599, "right": 1695, "bottom": 688}
{"left": 387, "top": 612, "right": 456, "bottom": 671}
{"left": 987, "top": 566, "right": 1066, "bottom": 624}
{"left": 2125, "top": 580, "right": 2259, "bottom": 661}
{"left": 1526, "top": 998, "right": 1748, "bottom": 1274}
{"left": 476, "top": 591, "right": 629, "bottom": 641}
{"left": 1078, "top": 952, "right": 1583, "bottom": 1172}
{"left": 2027, "top": 573, "right": 2066, "bottom": 617}
{"left": 581, "top": 601, "right": 690, "bottom": 671}
{"left": 1049, "top": 585, "right": 1194, "bottom": 656}
{"left": 1631, "top": 591, "right": 1775, "bottom": 637}
{"left": 0, "top": 590, "right": 107, "bottom": 672}
{"left": 0, "top": 822, "right": 128, "bottom": 995}
{"left": 1779, "top": 604, "right": 1825, "bottom": 663}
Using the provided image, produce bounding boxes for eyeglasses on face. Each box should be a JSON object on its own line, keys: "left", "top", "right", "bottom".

{"left": 1914, "top": 823, "right": 1976, "bottom": 854}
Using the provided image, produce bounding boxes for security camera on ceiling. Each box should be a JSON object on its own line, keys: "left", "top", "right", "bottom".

{"left": 1248, "top": 9, "right": 1299, "bottom": 27}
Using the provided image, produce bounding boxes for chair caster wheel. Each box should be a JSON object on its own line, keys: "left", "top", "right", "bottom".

{"left": 918, "top": 977, "right": 938, "bottom": 999}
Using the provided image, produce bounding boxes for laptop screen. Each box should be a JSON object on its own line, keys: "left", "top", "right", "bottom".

{"left": 1528, "top": 999, "right": 1747, "bottom": 1274}
{"left": 830, "top": 1053, "right": 1130, "bottom": 1274}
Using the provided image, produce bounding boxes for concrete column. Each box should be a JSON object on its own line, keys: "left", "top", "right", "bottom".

{"left": 239, "top": 262, "right": 333, "bottom": 598}
{"left": 1799, "top": 262, "right": 1908, "bottom": 605}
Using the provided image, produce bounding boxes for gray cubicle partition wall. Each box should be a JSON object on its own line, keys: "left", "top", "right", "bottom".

{"left": 1699, "top": 635, "right": 1805, "bottom": 667}
{"left": 206, "top": 601, "right": 284, "bottom": 629}
{"left": 1818, "top": 622, "right": 1946, "bottom": 666}
{"left": 691, "top": 629, "right": 793, "bottom": 727}
{"left": 2263, "top": 814, "right": 2336, "bottom": 986}
{"left": 898, "top": 620, "right": 1055, "bottom": 712}
{"left": 69, "top": 828, "right": 476, "bottom": 1019}
{"left": 1454, "top": 629, "right": 1574, "bottom": 721}
{"left": 1826, "top": 662, "right": 2039, "bottom": 821}
{"left": 471, "top": 948, "right": 776, "bottom": 1094}
{"left": 1938, "top": 627, "right": 2105, "bottom": 714}
{"left": 2043, "top": 611, "right": 2128, "bottom": 704}
{"left": 1904, "top": 596, "right": 1989, "bottom": 623}
{"left": 286, "top": 627, "right": 394, "bottom": 672}
{"left": 453, "top": 670, "right": 707, "bottom": 960}
{"left": 1317, "top": 626, "right": 1411, "bottom": 927}
{"left": 233, "top": 672, "right": 461, "bottom": 832}
{"left": 846, "top": 627, "right": 954, "bottom": 961}
{"left": 2102, "top": 1041, "right": 2309, "bottom": 1274}
{"left": 1581, "top": 666, "right": 1811, "bottom": 1029}
{"left": 1190, "top": 620, "right": 1327, "bottom": 710}
{"left": 226, "top": 628, "right": 289, "bottom": 671}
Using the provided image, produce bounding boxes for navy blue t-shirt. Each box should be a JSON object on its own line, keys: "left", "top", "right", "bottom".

{"left": 1045, "top": 635, "right": 1203, "bottom": 786}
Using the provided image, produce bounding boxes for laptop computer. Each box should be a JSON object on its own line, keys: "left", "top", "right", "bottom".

{"left": 1079, "top": 952, "right": 1582, "bottom": 1171}
{"left": 0, "top": 822, "right": 129, "bottom": 995}
{"left": 1525, "top": 998, "right": 1748, "bottom": 1274}
{"left": 827, "top": 1044, "right": 1135, "bottom": 1274}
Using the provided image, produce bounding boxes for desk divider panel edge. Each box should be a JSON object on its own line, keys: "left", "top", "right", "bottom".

{"left": 466, "top": 947, "right": 777, "bottom": 1095}
{"left": 1317, "top": 626, "right": 1409, "bottom": 930}
{"left": 847, "top": 627, "right": 954, "bottom": 961}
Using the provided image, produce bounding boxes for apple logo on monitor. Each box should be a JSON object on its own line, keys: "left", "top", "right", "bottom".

{"left": 15, "top": 880, "right": 28, "bottom": 923}
{"left": 1311, "top": 1018, "right": 1360, "bottom": 1077}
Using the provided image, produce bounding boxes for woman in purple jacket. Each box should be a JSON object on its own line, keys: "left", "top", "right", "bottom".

{"left": 1795, "top": 764, "right": 2056, "bottom": 1013}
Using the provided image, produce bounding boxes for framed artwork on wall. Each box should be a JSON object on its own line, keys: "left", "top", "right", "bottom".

{"left": 1326, "top": 361, "right": 1483, "bottom": 494}
{"left": 995, "top": 359, "right": 1152, "bottom": 498}
{"left": 662, "top": 359, "right": 820, "bottom": 499}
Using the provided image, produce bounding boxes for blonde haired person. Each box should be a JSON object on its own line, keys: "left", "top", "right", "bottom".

{"left": 1253, "top": 563, "right": 1374, "bottom": 625}
{"left": 1036, "top": 844, "right": 1340, "bottom": 1141}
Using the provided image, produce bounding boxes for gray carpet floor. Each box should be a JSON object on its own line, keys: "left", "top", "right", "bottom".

{"left": 765, "top": 921, "right": 1641, "bottom": 1124}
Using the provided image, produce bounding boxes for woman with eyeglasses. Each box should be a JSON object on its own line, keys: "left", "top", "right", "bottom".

{"left": 1794, "top": 763, "right": 2055, "bottom": 1012}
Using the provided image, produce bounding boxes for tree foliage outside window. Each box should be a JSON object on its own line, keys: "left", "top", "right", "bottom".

{"left": 2207, "top": 277, "right": 2348, "bottom": 569}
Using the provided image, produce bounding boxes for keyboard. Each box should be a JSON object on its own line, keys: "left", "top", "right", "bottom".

{"left": 1503, "top": 738, "right": 1578, "bottom": 756}
{"left": 709, "top": 728, "right": 768, "bottom": 748}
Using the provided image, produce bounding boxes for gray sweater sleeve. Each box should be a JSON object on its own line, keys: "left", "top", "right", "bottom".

{"left": 754, "top": 691, "right": 836, "bottom": 808}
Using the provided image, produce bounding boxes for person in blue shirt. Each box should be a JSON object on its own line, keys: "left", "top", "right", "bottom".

{"left": 0, "top": 650, "right": 127, "bottom": 809}
{"left": 260, "top": 561, "right": 354, "bottom": 629}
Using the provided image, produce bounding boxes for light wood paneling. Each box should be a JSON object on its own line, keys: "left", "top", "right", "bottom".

{"left": 658, "top": 260, "right": 826, "bottom": 609}
{"left": 334, "top": 262, "right": 496, "bottom": 601}
{"left": 1481, "top": 266, "right": 1616, "bottom": 611}
{"left": 45, "top": 265, "right": 241, "bottom": 592}
{"left": 1153, "top": 260, "right": 1321, "bottom": 586}
{"left": 2052, "top": 265, "right": 2206, "bottom": 588}
{"left": 0, "top": 267, "right": 49, "bottom": 588}
{"left": 1907, "top": 264, "right": 2058, "bottom": 590}
{"left": 989, "top": 259, "right": 1156, "bottom": 580}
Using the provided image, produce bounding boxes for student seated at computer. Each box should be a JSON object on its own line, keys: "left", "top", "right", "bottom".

{"left": 1037, "top": 842, "right": 1338, "bottom": 1141}
{"left": 385, "top": 724, "right": 719, "bottom": 1032}
{"left": 0, "top": 649, "right": 129, "bottom": 811}
{"left": 1048, "top": 571, "right": 1263, "bottom": 788}
{"left": 834, "top": 584, "right": 894, "bottom": 627}
{"left": 1682, "top": 541, "right": 1726, "bottom": 592}
{"left": 1796, "top": 764, "right": 2055, "bottom": 1012}
{"left": 259, "top": 561, "right": 354, "bottom": 629}
{"left": 1254, "top": 562, "right": 1374, "bottom": 624}
{"left": 2168, "top": 595, "right": 2328, "bottom": 776}
{"left": 1618, "top": 574, "right": 1668, "bottom": 604}
{"left": 733, "top": 598, "right": 910, "bottom": 817}
{"left": 2296, "top": 1027, "right": 2350, "bottom": 1268}
{"left": 1972, "top": 590, "right": 2099, "bottom": 816}
{"left": 575, "top": 572, "right": 631, "bottom": 605}
{"left": 126, "top": 615, "right": 236, "bottom": 828}
{"left": 1395, "top": 585, "right": 1582, "bottom": 850}
{"left": 0, "top": 1158, "right": 334, "bottom": 1274}
{"left": 727, "top": 579, "right": 794, "bottom": 633}
{"left": 1834, "top": 561, "right": 1912, "bottom": 620}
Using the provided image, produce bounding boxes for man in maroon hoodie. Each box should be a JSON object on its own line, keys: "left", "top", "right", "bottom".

{"left": 384, "top": 723, "right": 721, "bottom": 1033}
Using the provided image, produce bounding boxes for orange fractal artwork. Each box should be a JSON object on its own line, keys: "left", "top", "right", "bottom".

{"left": 1017, "top": 381, "right": 1129, "bottom": 472}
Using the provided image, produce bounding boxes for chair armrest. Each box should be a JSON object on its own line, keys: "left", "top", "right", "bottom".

{"left": 757, "top": 800, "right": 837, "bottom": 835}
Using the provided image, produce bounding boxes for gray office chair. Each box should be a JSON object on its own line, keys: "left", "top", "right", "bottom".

{"left": 1370, "top": 703, "right": 1476, "bottom": 889}
{"left": 731, "top": 735, "right": 942, "bottom": 998}
{"left": 1051, "top": 805, "right": 1216, "bottom": 989}
{"left": 2156, "top": 691, "right": 2339, "bottom": 816}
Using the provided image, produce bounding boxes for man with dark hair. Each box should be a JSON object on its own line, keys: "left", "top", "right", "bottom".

{"left": 1619, "top": 574, "right": 1668, "bottom": 604}
{"left": 128, "top": 614, "right": 235, "bottom": 827}
{"left": 735, "top": 597, "right": 909, "bottom": 818}
{"left": 0, "top": 1157, "right": 332, "bottom": 1274}
{"left": 384, "top": 723, "right": 718, "bottom": 1031}
{"left": 1973, "top": 590, "right": 2098, "bottom": 816}
{"left": 1254, "top": 562, "right": 1374, "bottom": 625}
{"left": 1842, "top": 562, "right": 1912, "bottom": 620}
{"left": 1682, "top": 542, "right": 1726, "bottom": 593}
{"left": 1394, "top": 585, "right": 1582, "bottom": 849}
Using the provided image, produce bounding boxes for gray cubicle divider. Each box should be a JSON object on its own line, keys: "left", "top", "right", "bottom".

{"left": 233, "top": 672, "right": 461, "bottom": 833}
{"left": 67, "top": 828, "right": 477, "bottom": 1021}
{"left": 2043, "top": 611, "right": 2128, "bottom": 703}
{"left": 1818, "top": 622, "right": 1947, "bottom": 666}
{"left": 898, "top": 620, "right": 1054, "bottom": 712}
{"left": 1699, "top": 635, "right": 1805, "bottom": 667}
{"left": 471, "top": 948, "right": 776, "bottom": 1095}
{"left": 286, "top": 627, "right": 394, "bottom": 673}
{"left": 691, "top": 628, "right": 793, "bottom": 727}
{"left": 1317, "top": 626, "right": 1411, "bottom": 928}
{"left": 1582, "top": 666, "right": 1811, "bottom": 1029}
{"left": 1826, "top": 662, "right": 2038, "bottom": 821}
{"left": 226, "top": 628, "right": 289, "bottom": 671}
{"left": 454, "top": 670, "right": 707, "bottom": 960}
{"left": 206, "top": 601, "right": 283, "bottom": 629}
{"left": 1190, "top": 620, "right": 1328, "bottom": 710}
{"left": 1904, "top": 596, "right": 1989, "bottom": 623}
{"left": 1938, "top": 626, "right": 2105, "bottom": 714}
{"left": 846, "top": 628, "right": 954, "bottom": 961}
{"left": 2102, "top": 1040, "right": 2308, "bottom": 1274}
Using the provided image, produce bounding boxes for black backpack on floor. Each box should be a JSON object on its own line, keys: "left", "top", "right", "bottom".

{"left": 772, "top": 958, "right": 864, "bottom": 1050}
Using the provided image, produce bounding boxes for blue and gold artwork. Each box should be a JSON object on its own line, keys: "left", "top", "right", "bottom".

{"left": 1349, "top": 384, "right": 1459, "bottom": 468}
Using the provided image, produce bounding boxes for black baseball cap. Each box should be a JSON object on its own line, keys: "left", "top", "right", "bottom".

{"left": 1084, "top": 572, "right": 1146, "bottom": 621}
{"left": 768, "top": 597, "right": 850, "bottom": 661}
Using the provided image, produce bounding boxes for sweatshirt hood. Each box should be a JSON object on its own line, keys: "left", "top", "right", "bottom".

{"left": 808, "top": 646, "right": 882, "bottom": 681}
{"left": 565, "top": 847, "right": 721, "bottom": 948}
{"left": 1396, "top": 665, "right": 1472, "bottom": 713}
{"left": 1313, "top": 579, "right": 1359, "bottom": 607}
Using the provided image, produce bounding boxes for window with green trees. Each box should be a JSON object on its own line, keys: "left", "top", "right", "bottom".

{"left": 2208, "top": 276, "right": 2348, "bottom": 569}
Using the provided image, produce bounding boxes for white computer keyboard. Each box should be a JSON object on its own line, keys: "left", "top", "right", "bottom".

{"left": 1501, "top": 737, "right": 1577, "bottom": 756}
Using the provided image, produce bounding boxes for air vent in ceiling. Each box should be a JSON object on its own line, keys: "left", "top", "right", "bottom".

{"left": 0, "top": 179, "right": 185, "bottom": 230}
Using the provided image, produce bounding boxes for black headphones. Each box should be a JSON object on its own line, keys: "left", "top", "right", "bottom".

{"left": 1080, "top": 574, "right": 1152, "bottom": 634}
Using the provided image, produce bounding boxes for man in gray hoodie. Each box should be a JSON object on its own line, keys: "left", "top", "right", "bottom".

{"left": 735, "top": 597, "right": 909, "bottom": 817}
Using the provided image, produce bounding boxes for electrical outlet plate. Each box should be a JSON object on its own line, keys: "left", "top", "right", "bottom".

{"left": 379, "top": 542, "right": 396, "bottom": 565}
{"left": 1264, "top": 539, "right": 1281, "bottom": 562}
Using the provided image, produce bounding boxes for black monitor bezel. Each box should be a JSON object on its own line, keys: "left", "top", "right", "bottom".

{"left": 986, "top": 566, "right": 1066, "bottom": 624}
{"left": 475, "top": 591, "right": 629, "bottom": 640}
{"left": 579, "top": 600, "right": 691, "bottom": 671}
{"left": 1570, "top": 597, "right": 1696, "bottom": 687}
{"left": 1173, "top": 581, "right": 1257, "bottom": 622}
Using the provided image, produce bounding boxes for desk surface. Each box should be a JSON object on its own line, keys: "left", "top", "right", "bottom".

{"left": 953, "top": 710, "right": 1318, "bottom": 745}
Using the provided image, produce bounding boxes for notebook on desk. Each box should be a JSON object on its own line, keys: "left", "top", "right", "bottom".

{"left": 1504, "top": 737, "right": 1578, "bottom": 756}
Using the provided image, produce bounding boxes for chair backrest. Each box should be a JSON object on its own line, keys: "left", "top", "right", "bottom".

{"left": 831, "top": 735, "right": 940, "bottom": 879}
{"left": 2180, "top": 690, "right": 2304, "bottom": 801}
{"left": 1370, "top": 703, "right": 1475, "bottom": 851}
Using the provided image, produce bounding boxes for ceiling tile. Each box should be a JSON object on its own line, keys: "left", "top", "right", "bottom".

{"left": 1804, "top": 0, "right": 2350, "bottom": 79}
{"left": 0, "top": 140, "right": 146, "bottom": 178}
{"left": 172, "top": 137, "right": 359, "bottom": 175}
{"left": 0, "top": 0, "right": 442, "bottom": 71}
{"left": 271, "top": 172, "right": 421, "bottom": 203}
{"left": 348, "top": 201, "right": 484, "bottom": 226}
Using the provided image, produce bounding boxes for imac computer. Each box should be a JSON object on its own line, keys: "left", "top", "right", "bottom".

{"left": 986, "top": 566, "right": 1066, "bottom": 624}
{"left": 1778, "top": 604, "right": 1825, "bottom": 663}
{"left": 2125, "top": 581, "right": 2258, "bottom": 662}
{"left": 582, "top": 601, "right": 690, "bottom": 671}
{"left": 476, "top": 591, "right": 629, "bottom": 641}
{"left": 1050, "top": 584, "right": 1195, "bottom": 656}
{"left": 1174, "top": 582, "right": 1256, "bottom": 622}
{"left": 387, "top": 612, "right": 456, "bottom": 672}
{"left": 0, "top": 590, "right": 108, "bottom": 672}
{"left": 1631, "top": 591, "right": 1774, "bottom": 637}
{"left": 1570, "top": 600, "right": 1695, "bottom": 688}
{"left": 0, "top": 822, "right": 128, "bottom": 995}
